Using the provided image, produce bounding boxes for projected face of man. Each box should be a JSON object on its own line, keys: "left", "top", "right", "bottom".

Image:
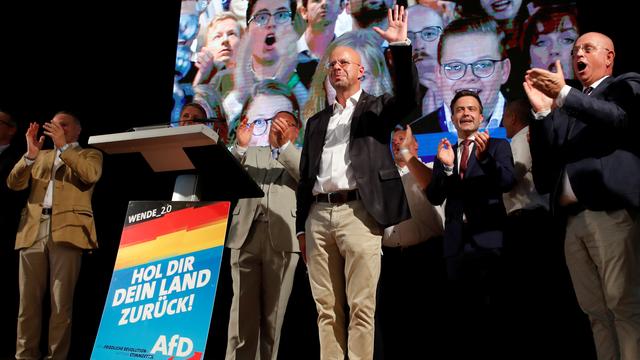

{"left": 407, "top": 5, "right": 443, "bottom": 88}
{"left": 349, "top": 0, "right": 395, "bottom": 28}
{"left": 205, "top": 18, "right": 241, "bottom": 65}
{"left": 179, "top": 105, "right": 207, "bottom": 126}
{"left": 437, "top": 31, "right": 510, "bottom": 120}
{"left": 529, "top": 15, "right": 578, "bottom": 79}
{"left": 244, "top": 94, "right": 296, "bottom": 146}
{"left": 248, "top": 0, "right": 294, "bottom": 65}
{"left": 480, "top": 0, "right": 522, "bottom": 21}
{"left": 302, "top": 0, "right": 343, "bottom": 30}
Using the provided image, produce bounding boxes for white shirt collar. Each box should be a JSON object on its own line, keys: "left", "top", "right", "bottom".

{"left": 296, "top": 34, "right": 310, "bottom": 54}
{"left": 585, "top": 75, "right": 610, "bottom": 92}
{"left": 333, "top": 88, "right": 363, "bottom": 113}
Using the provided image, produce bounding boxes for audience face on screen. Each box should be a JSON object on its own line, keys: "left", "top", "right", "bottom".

{"left": 349, "top": 0, "right": 395, "bottom": 28}
{"left": 244, "top": 94, "right": 296, "bottom": 146}
{"left": 301, "top": 0, "right": 343, "bottom": 30}
{"left": 205, "top": 18, "right": 242, "bottom": 65}
{"left": 479, "top": 0, "right": 522, "bottom": 21}
{"left": 407, "top": 5, "right": 444, "bottom": 89}
{"left": 528, "top": 14, "right": 578, "bottom": 79}
{"left": 179, "top": 104, "right": 207, "bottom": 126}
{"left": 437, "top": 32, "right": 510, "bottom": 120}
{"left": 248, "top": 0, "right": 295, "bottom": 65}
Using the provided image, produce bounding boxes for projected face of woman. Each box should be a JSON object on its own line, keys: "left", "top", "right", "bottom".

{"left": 480, "top": 0, "right": 522, "bottom": 21}
{"left": 529, "top": 15, "right": 578, "bottom": 79}
{"left": 248, "top": 0, "right": 294, "bottom": 65}
{"left": 245, "top": 94, "right": 295, "bottom": 146}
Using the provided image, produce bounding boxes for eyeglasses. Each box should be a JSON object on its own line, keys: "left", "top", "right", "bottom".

{"left": 407, "top": 26, "right": 442, "bottom": 43}
{"left": 324, "top": 59, "right": 361, "bottom": 70}
{"left": 442, "top": 59, "right": 502, "bottom": 80}
{"left": 570, "top": 44, "right": 611, "bottom": 56}
{"left": 248, "top": 10, "right": 292, "bottom": 27}
{"left": 249, "top": 117, "right": 298, "bottom": 136}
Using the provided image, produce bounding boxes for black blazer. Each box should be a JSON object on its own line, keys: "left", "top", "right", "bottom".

{"left": 530, "top": 73, "right": 640, "bottom": 212}
{"left": 296, "top": 45, "right": 420, "bottom": 233}
{"left": 427, "top": 138, "right": 515, "bottom": 257}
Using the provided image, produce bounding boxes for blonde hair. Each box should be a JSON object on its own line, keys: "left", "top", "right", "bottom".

{"left": 303, "top": 29, "right": 393, "bottom": 122}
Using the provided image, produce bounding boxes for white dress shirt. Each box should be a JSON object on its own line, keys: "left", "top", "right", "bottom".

{"left": 503, "top": 126, "right": 549, "bottom": 213}
{"left": 312, "top": 89, "right": 362, "bottom": 195}
{"left": 383, "top": 163, "right": 444, "bottom": 247}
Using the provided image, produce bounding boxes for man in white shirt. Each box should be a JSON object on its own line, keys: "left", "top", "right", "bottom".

{"left": 296, "top": 6, "right": 419, "bottom": 359}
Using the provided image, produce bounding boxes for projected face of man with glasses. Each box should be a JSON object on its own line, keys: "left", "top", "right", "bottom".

{"left": 407, "top": 5, "right": 444, "bottom": 89}
{"left": 247, "top": 0, "right": 294, "bottom": 65}
{"left": 436, "top": 30, "right": 510, "bottom": 129}
{"left": 243, "top": 93, "right": 297, "bottom": 146}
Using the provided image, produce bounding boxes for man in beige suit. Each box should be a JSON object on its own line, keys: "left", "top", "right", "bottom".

{"left": 7, "top": 111, "right": 102, "bottom": 360}
{"left": 225, "top": 109, "right": 301, "bottom": 360}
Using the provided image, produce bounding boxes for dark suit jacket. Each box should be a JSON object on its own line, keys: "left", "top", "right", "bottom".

{"left": 1, "top": 143, "right": 27, "bottom": 242}
{"left": 530, "top": 73, "right": 640, "bottom": 212}
{"left": 296, "top": 44, "right": 420, "bottom": 233}
{"left": 427, "top": 138, "right": 515, "bottom": 257}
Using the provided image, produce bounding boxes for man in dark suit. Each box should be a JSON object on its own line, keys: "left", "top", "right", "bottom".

{"left": 426, "top": 90, "right": 515, "bottom": 357}
{"left": 296, "top": 5, "right": 419, "bottom": 359}
{"left": 0, "top": 111, "right": 27, "bottom": 359}
{"left": 524, "top": 32, "right": 640, "bottom": 360}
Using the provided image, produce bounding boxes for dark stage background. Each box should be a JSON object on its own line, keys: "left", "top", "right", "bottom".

{"left": 0, "top": 1, "right": 637, "bottom": 359}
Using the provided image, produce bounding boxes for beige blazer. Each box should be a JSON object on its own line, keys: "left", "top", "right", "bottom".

{"left": 226, "top": 145, "right": 300, "bottom": 252}
{"left": 7, "top": 146, "right": 103, "bottom": 250}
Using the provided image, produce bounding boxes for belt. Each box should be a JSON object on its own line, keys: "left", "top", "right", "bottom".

{"left": 563, "top": 202, "right": 586, "bottom": 217}
{"left": 314, "top": 190, "right": 360, "bottom": 204}
{"left": 42, "top": 208, "right": 52, "bottom": 216}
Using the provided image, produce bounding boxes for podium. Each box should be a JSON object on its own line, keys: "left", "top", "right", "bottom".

{"left": 89, "top": 125, "right": 261, "bottom": 359}
{"left": 88, "top": 124, "right": 263, "bottom": 201}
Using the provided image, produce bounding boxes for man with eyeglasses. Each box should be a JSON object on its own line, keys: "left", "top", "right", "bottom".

{"left": 410, "top": 17, "right": 511, "bottom": 137}
{"left": 407, "top": 4, "right": 444, "bottom": 116}
{"left": 524, "top": 32, "right": 640, "bottom": 360}
{"left": 223, "top": 0, "right": 308, "bottom": 126}
{"left": 226, "top": 81, "right": 303, "bottom": 359}
{"left": 296, "top": 5, "right": 420, "bottom": 359}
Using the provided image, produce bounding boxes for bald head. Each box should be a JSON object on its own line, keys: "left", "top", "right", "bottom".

{"left": 327, "top": 45, "right": 365, "bottom": 98}
{"left": 573, "top": 32, "right": 615, "bottom": 87}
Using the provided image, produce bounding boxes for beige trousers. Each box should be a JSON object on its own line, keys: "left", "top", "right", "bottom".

{"left": 305, "top": 200, "right": 383, "bottom": 360}
{"left": 226, "top": 221, "right": 299, "bottom": 360}
{"left": 565, "top": 209, "right": 640, "bottom": 360}
{"left": 16, "top": 215, "right": 82, "bottom": 360}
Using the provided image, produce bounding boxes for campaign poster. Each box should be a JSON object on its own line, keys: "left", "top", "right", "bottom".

{"left": 92, "top": 201, "right": 230, "bottom": 360}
